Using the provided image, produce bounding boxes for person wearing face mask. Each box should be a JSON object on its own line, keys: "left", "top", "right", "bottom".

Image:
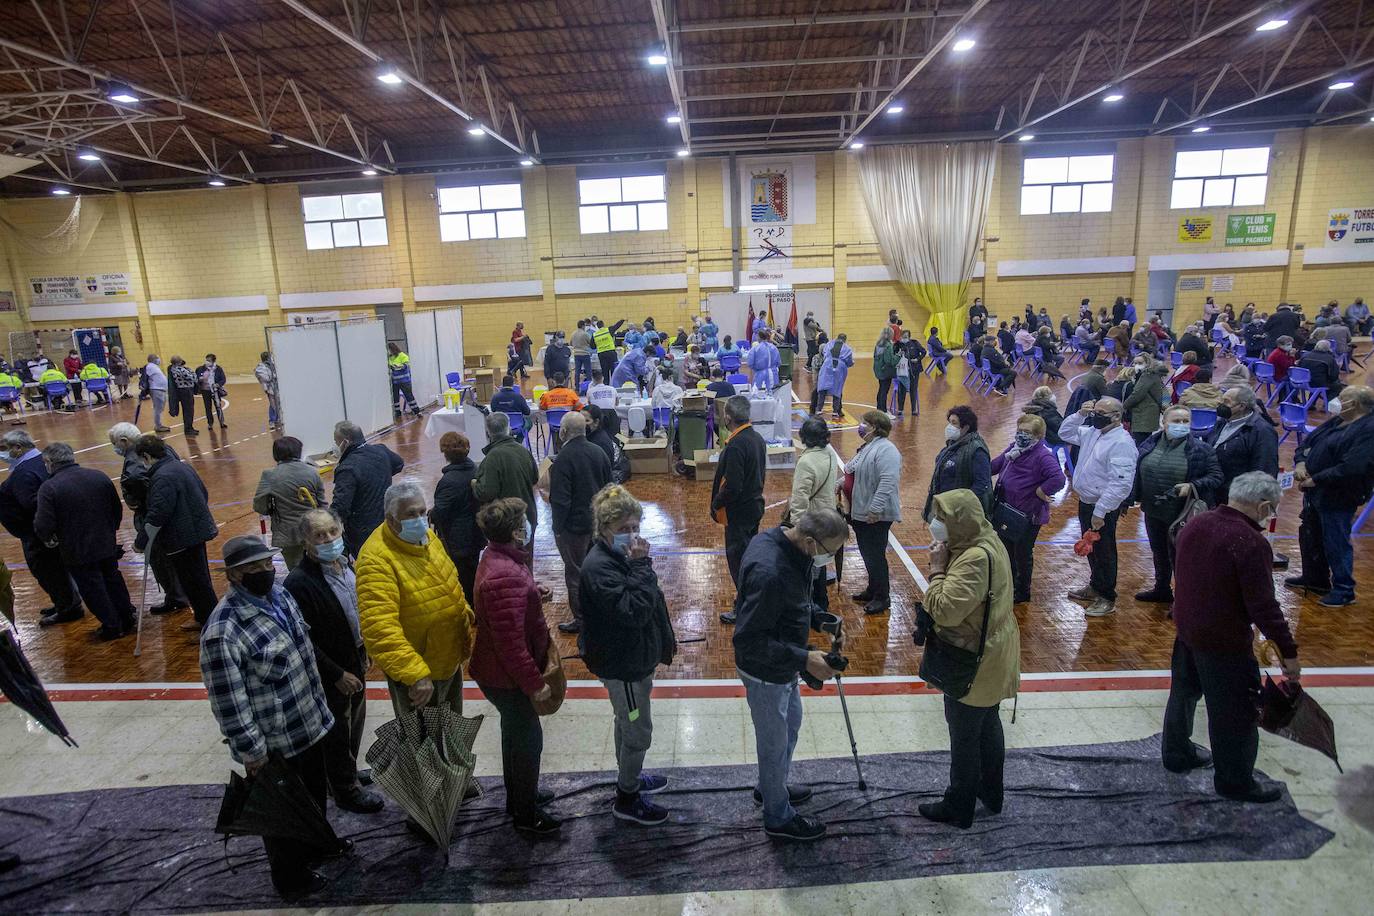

{"left": 1288, "top": 386, "right": 1374, "bottom": 607}
{"left": 924, "top": 405, "right": 991, "bottom": 522}
{"left": 989, "top": 415, "right": 1066, "bottom": 604}
{"left": 166, "top": 355, "right": 199, "bottom": 436}
{"left": 62, "top": 348, "right": 84, "bottom": 405}
{"left": 253, "top": 437, "right": 328, "bottom": 570}
{"left": 918, "top": 490, "right": 1020, "bottom": 830}
{"left": 812, "top": 333, "right": 853, "bottom": 420}
{"left": 548, "top": 412, "right": 611, "bottom": 634}
{"left": 1163, "top": 472, "right": 1300, "bottom": 803}
{"left": 1058, "top": 397, "right": 1139, "bottom": 617}
{"left": 254, "top": 350, "right": 281, "bottom": 430}
{"left": 432, "top": 432, "right": 486, "bottom": 603}
{"left": 894, "top": 330, "right": 925, "bottom": 418}
{"left": 472, "top": 412, "right": 541, "bottom": 552}
{"left": 201, "top": 534, "right": 340, "bottom": 898}
{"left": 109, "top": 422, "right": 187, "bottom": 616}
{"left": 848, "top": 409, "right": 903, "bottom": 616}
{"left": 1265, "top": 335, "right": 1297, "bottom": 384}
{"left": 787, "top": 417, "right": 844, "bottom": 611}
{"left": 1132, "top": 406, "right": 1223, "bottom": 605}
{"left": 134, "top": 434, "right": 219, "bottom": 629}
{"left": 575, "top": 485, "right": 678, "bottom": 826}
{"left": 1123, "top": 354, "right": 1167, "bottom": 446}
{"left": 1203, "top": 386, "right": 1279, "bottom": 497}
{"left": 0, "top": 430, "right": 84, "bottom": 627}
{"left": 331, "top": 420, "right": 405, "bottom": 560}
{"left": 714, "top": 395, "right": 767, "bottom": 625}
{"left": 469, "top": 498, "right": 560, "bottom": 834}
{"left": 196, "top": 353, "right": 228, "bottom": 429}
{"left": 357, "top": 481, "right": 475, "bottom": 719}
{"left": 283, "top": 509, "right": 384, "bottom": 815}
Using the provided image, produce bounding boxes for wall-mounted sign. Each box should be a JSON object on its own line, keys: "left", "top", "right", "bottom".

{"left": 0, "top": 291, "right": 15, "bottom": 313}
{"left": 1178, "top": 276, "right": 1206, "bottom": 291}
{"left": 29, "top": 273, "right": 131, "bottom": 305}
{"left": 1211, "top": 275, "right": 1234, "bottom": 292}
{"left": 1225, "top": 213, "right": 1275, "bottom": 247}
{"left": 1327, "top": 207, "right": 1374, "bottom": 246}
{"left": 286, "top": 310, "right": 342, "bottom": 326}
{"left": 1177, "top": 215, "right": 1213, "bottom": 243}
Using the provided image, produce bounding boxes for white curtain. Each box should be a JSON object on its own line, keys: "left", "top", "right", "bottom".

{"left": 856, "top": 142, "right": 996, "bottom": 338}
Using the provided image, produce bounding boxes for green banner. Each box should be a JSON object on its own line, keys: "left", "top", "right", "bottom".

{"left": 1225, "top": 213, "right": 1275, "bottom": 246}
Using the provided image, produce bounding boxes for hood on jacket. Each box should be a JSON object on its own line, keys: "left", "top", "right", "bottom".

{"left": 932, "top": 489, "right": 992, "bottom": 552}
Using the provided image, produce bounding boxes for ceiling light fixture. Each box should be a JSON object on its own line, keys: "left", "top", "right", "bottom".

{"left": 266, "top": 133, "right": 289, "bottom": 150}
{"left": 1192, "top": 125, "right": 1211, "bottom": 133}
{"left": 51, "top": 187, "right": 71, "bottom": 196}
{"left": 1255, "top": 18, "right": 1289, "bottom": 31}
{"left": 886, "top": 104, "right": 905, "bottom": 114}
{"left": 849, "top": 141, "right": 865, "bottom": 150}
{"left": 107, "top": 82, "right": 138, "bottom": 104}
{"left": 520, "top": 158, "right": 535, "bottom": 166}
{"left": 1328, "top": 79, "right": 1355, "bottom": 91}
{"left": 951, "top": 38, "right": 976, "bottom": 52}
{"left": 647, "top": 53, "right": 668, "bottom": 66}
{"left": 361, "top": 168, "right": 377, "bottom": 176}
{"left": 665, "top": 113, "right": 682, "bottom": 124}
{"left": 1018, "top": 133, "right": 1034, "bottom": 142}
{"left": 77, "top": 150, "right": 101, "bottom": 161}
{"left": 376, "top": 68, "right": 403, "bottom": 85}
{"left": 1103, "top": 92, "right": 1125, "bottom": 102}
{"left": 676, "top": 148, "right": 690, "bottom": 157}
{"left": 208, "top": 178, "right": 226, "bottom": 187}
{"left": 467, "top": 125, "right": 486, "bottom": 136}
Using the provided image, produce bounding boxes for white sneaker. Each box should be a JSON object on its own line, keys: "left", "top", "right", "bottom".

{"left": 1085, "top": 599, "right": 1116, "bottom": 617}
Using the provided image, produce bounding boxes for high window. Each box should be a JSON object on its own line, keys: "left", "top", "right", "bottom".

{"left": 302, "top": 192, "right": 387, "bottom": 250}
{"left": 1020, "top": 154, "right": 1114, "bottom": 215}
{"left": 578, "top": 174, "right": 668, "bottom": 234}
{"left": 1170, "top": 147, "right": 1269, "bottom": 209}
{"left": 438, "top": 182, "right": 526, "bottom": 241}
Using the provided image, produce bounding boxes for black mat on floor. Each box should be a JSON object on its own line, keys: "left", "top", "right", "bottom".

{"left": 0, "top": 735, "right": 1332, "bottom": 913}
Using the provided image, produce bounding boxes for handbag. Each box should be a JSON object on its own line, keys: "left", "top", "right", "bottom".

{"left": 1168, "top": 491, "right": 1208, "bottom": 547}
{"left": 915, "top": 549, "right": 994, "bottom": 700}
{"left": 988, "top": 484, "right": 1033, "bottom": 542}
{"left": 531, "top": 631, "right": 566, "bottom": 716}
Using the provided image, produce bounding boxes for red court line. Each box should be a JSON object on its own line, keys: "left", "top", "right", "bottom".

{"left": 18, "top": 672, "right": 1374, "bottom": 704}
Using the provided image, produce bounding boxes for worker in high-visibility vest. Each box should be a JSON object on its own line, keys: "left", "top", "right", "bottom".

{"left": 79, "top": 362, "right": 112, "bottom": 405}
{"left": 592, "top": 316, "right": 624, "bottom": 381}
{"left": 39, "top": 366, "right": 74, "bottom": 411}
{"left": 0, "top": 369, "right": 22, "bottom": 414}
{"left": 386, "top": 341, "right": 421, "bottom": 419}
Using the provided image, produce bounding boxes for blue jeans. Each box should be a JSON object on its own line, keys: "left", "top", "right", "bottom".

{"left": 741, "top": 670, "right": 803, "bottom": 828}
{"left": 1321, "top": 505, "right": 1356, "bottom": 600}
{"left": 574, "top": 354, "right": 592, "bottom": 389}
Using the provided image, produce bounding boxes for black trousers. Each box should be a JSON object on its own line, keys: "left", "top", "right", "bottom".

{"left": 724, "top": 513, "right": 761, "bottom": 610}
{"left": 894, "top": 373, "right": 919, "bottom": 414}
{"left": 169, "top": 388, "right": 196, "bottom": 433}
{"left": 201, "top": 390, "right": 225, "bottom": 426}
{"left": 1131, "top": 430, "right": 1151, "bottom": 448}
{"left": 809, "top": 389, "right": 842, "bottom": 416}
{"left": 391, "top": 381, "right": 419, "bottom": 415}
{"left": 942, "top": 696, "right": 1004, "bottom": 820}
{"left": 1142, "top": 513, "right": 1176, "bottom": 595}
{"left": 263, "top": 740, "right": 331, "bottom": 895}
{"left": 1076, "top": 501, "right": 1120, "bottom": 600}
{"left": 67, "top": 557, "right": 134, "bottom": 632}
{"left": 21, "top": 538, "right": 81, "bottom": 614}
{"left": 852, "top": 518, "right": 892, "bottom": 601}
{"left": 322, "top": 652, "right": 368, "bottom": 796}
{"left": 1000, "top": 524, "right": 1040, "bottom": 603}
{"left": 450, "top": 552, "right": 478, "bottom": 606}
{"left": 167, "top": 542, "right": 218, "bottom": 624}
{"left": 1296, "top": 499, "right": 1332, "bottom": 590}
{"left": 1162, "top": 638, "right": 1261, "bottom": 795}
{"left": 68, "top": 380, "right": 84, "bottom": 403}
{"left": 598, "top": 350, "right": 617, "bottom": 380}
{"left": 481, "top": 685, "right": 544, "bottom": 821}
{"left": 875, "top": 377, "right": 892, "bottom": 413}
{"left": 554, "top": 531, "right": 592, "bottom": 622}
{"left": 138, "top": 516, "right": 188, "bottom": 606}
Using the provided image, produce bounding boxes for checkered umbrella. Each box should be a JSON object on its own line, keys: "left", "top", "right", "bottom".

{"left": 366, "top": 706, "right": 483, "bottom": 859}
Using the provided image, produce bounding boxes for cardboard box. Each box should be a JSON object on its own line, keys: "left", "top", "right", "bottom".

{"left": 622, "top": 435, "right": 673, "bottom": 474}
{"left": 689, "top": 448, "right": 720, "bottom": 477}
{"left": 689, "top": 445, "right": 794, "bottom": 474}
{"left": 472, "top": 368, "right": 495, "bottom": 403}
{"left": 765, "top": 444, "right": 797, "bottom": 470}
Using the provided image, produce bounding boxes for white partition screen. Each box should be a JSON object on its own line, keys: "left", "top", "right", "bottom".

{"left": 704, "top": 292, "right": 750, "bottom": 343}
{"left": 403, "top": 312, "right": 442, "bottom": 409}
{"left": 270, "top": 324, "right": 347, "bottom": 457}
{"left": 796, "top": 288, "right": 832, "bottom": 339}
{"left": 336, "top": 319, "right": 392, "bottom": 437}
{"left": 433, "top": 307, "right": 464, "bottom": 385}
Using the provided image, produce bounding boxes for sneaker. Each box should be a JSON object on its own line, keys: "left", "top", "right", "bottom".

{"left": 557, "top": 620, "right": 581, "bottom": 634}
{"left": 219, "top": 422, "right": 228, "bottom": 429}
{"left": 1085, "top": 599, "right": 1116, "bottom": 617}
{"left": 613, "top": 792, "right": 669, "bottom": 825}
{"left": 719, "top": 611, "right": 737, "bottom": 625}
{"left": 513, "top": 811, "right": 562, "bottom": 835}
{"left": 638, "top": 773, "right": 668, "bottom": 794}
{"left": 1067, "top": 585, "right": 1098, "bottom": 601}
{"left": 1318, "top": 593, "right": 1355, "bottom": 608}
{"left": 752, "top": 785, "right": 813, "bottom": 806}
{"left": 1133, "top": 589, "right": 1174, "bottom": 603}
{"left": 1283, "top": 576, "right": 1329, "bottom": 594}
{"left": 764, "top": 813, "right": 826, "bottom": 841}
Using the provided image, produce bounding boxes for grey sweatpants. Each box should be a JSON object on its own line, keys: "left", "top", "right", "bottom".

{"left": 603, "top": 675, "right": 655, "bottom": 794}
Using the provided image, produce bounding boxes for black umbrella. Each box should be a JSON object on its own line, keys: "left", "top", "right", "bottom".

{"left": 215, "top": 755, "right": 340, "bottom": 850}
{"left": 0, "top": 629, "right": 76, "bottom": 746}
{"left": 1256, "top": 641, "right": 1342, "bottom": 772}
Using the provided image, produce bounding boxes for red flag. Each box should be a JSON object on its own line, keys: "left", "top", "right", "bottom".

{"left": 785, "top": 299, "right": 799, "bottom": 348}
{"left": 745, "top": 302, "right": 755, "bottom": 342}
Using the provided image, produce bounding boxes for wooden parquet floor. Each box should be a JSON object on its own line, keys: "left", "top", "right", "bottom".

{"left": 3, "top": 355, "right": 1371, "bottom": 685}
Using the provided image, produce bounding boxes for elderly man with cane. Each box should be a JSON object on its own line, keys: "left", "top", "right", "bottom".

{"left": 734, "top": 506, "right": 850, "bottom": 842}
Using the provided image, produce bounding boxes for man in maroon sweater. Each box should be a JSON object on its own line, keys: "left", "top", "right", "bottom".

{"left": 1162, "top": 471, "right": 1300, "bottom": 803}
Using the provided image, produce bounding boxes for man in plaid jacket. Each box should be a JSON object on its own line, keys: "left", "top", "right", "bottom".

{"left": 200, "top": 534, "right": 339, "bottom": 898}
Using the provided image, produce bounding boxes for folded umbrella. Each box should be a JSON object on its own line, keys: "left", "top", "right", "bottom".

{"left": 366, "top": 706, "right": 482, "bottom": 861}
{"left": 215, "top": 755, "right": 340, "bottom": 850}
{"left": 1256, "top": 641, "right": 1342, "bottom": 773}
{"left": 0, "top": 629, "right": 76, "bottom": 746}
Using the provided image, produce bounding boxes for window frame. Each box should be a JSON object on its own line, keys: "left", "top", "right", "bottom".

{"left": 577, "top": 174, "right": 668, "bottom": 234}
{"left": 301, "top": 191, "right": 388, "bottom": 251}
{"left": 1019, "top": 153, "right": 1115, "bottom": 216}
{"left": 437, "top": 181, "right": 527, "bottom": 242}
{"left": 1169, "top": 146, "right": 1269, "bottom": 210}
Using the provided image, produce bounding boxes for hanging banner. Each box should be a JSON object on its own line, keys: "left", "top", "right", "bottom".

{"left": 287, "top": 310, "right": 341, "bottom": 326}
{"left": 0, "top": 291, "right": 15, "bottom": 313}
{"left": 29, "top": 273, "right": 131, "bottom": 305}
{"left": 1326, "top": 206, "right": 1374, "bottom": 246}
{"left": 1177, "top": 215, "right": 1213, "bottom": 243}
{"left": 722, "top": 155, "right": 817, "bottom": 229}
{"left": 745, "top": 226, "right": 791, "bottom": 283}
{"left": 1225, "top": 213, "right": 1275, "bottom": 246}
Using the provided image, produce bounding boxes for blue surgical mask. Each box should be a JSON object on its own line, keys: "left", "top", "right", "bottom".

{"left": 315, "top": 538, "right": 345, "bottom": 563}
{"left": 0, "top": 453, "right": 12, "bottom": 465}
{"left": 612, "top": 532, "right": 634, "bottom": 554}
{"left": 1165, "top": 422, "right": 1190, "bottom": 440}
{"left": 398, "top": 516, "right": 429, "bottom": 545}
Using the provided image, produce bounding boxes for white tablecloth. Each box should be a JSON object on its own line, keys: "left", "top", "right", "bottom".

{"left": 423, "top": 406, "right": 489, "bottom": 462}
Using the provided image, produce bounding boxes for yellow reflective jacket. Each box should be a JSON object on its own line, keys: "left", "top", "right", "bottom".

{"left": 79, "top": 363, "right": 110, "bottom": 380}
{"left": 39, "top": 368, "right": 67, "bottom": 385}
{"left": 356, "top": 521, "right": 474, "bottom": 686}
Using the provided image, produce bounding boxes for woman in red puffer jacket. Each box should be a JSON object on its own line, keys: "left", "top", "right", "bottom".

{"left": 469, "top": 497, "right": 557, "bottom": 835}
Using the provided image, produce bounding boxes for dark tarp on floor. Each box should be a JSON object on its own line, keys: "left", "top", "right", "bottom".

{"left": 0, "top": 735, "right": 1332, "bottom": 913}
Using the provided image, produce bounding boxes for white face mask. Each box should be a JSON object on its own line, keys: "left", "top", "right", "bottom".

{"left": 1327, "top": 398, "right": 1342, "bottom": 416}
{"left": 944, "top": 424, "right": 960, "bottom": 442}
{"left": 928, "top": 518, "right": 949, "bottom": 543}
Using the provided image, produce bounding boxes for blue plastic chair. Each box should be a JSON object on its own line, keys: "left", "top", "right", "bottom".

{"left": 1277, "top": 402, "right": 1313, "bottom": 446}
{"left": 1052, "top": 443, "right": 1074, "bottom": 475}
{"left": 719, "top": 353, "right": 741, "bottom": 373}
{"left": 544, "top": 408, "right": 569, "bottom": 455}
{"left": 1211, "top": 327, "right": 1232, "bottom": 356}
{"left": 961, "top": 351, "right": 979, "bottom": 388}
{"left": 1189, "top": 407, "right": 1216, "bottom": 435}
{"left": 978, "top": 358, "right": 998, "bottom": 396}
{"left": 445, "top": 371, "right": 462, "bottom": 389}
{"left": 84, "top": 376, "right": 111, "bottom": 407}
{"left": 1352, "top": 498, "right": 1373, "bottom": 535}
{"left": 925, "top": 352, "right": 951, "bottom": 376}
{"left": 0, "top": 385, "right": 22, "bottom": 417}
{"left": 1031, "top": 347, "right": 1048, "bottom": 379}
{"left": 1101, "top": 338, "right": 1117, "bottom": 366}
{"left": 503, "top": 411, "right": 530, "bottom": 447}
{"left": 1252, "top": 360, "right": 1277, "bottom": 401}
{"left": 43, "top": 381, "right": 70, "bottom": 410}
{"left": 727, "top": 372, "right": 748, "bottom": 386}
{"left": 1174, "top": 381, "right": 1192, "bottom": 400}
{"left": 1170, "top": 351, "right": 1183, "bottom": 369}
{"left": 1282, "top": 366, "right": 1327, "bottom": 411}
{"left": 651, "top": 406, "right": 673, "bottom": 437}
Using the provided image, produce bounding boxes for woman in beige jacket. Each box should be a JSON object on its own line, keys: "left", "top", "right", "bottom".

{"left": 919, "top": 488, "right": 1021, "bottom": 829}
{"left": 788, "top": 416, "right": 841, "bottom": 611}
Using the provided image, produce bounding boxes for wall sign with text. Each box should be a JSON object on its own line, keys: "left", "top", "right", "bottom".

{"left": 1177, "top": 215, "right": 1213, "bottom": 243}
{"left": 1326, "top": 207, "right": 1374, "bottom": 246}
{"left": 29, "top": 273, "right": 132, "bottom": 306}
{"left": 1225, "top": 213, "right": 1275, "bottom": 246}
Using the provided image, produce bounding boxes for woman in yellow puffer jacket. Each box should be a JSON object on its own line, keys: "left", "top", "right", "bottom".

{"left": 358, "top": 481, "right": 475, "bottom": 717}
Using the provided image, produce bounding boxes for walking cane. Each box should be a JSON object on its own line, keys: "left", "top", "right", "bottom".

{"left": 828, "top": 621, "right": 867, "bottom": 790}
{"left": 133, "top": 560, "right": 150, "bottom": 657}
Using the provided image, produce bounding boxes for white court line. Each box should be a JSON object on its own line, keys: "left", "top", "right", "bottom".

{"left": 889, "top": 529, "right": 929, "bottom": 593}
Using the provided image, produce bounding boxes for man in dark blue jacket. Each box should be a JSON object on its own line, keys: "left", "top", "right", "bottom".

{"left": 136, "top": 434, "right": 219, "bottom": 627}
{"left": 713, "top": 396, "right": 766, "bottom": 624}
{"left": 1289, "top": 386, "right": 1374, "bottom": 607}
{"left": 0, "top": 430, "right": 83, "bottom": 626}
{"left": 490, "top": 376, "right": 530, "bottom": 419}
{"left": 331, "top": 420, "right": 404, "bottom": 558}
{"left": 734, "top": 508, "right": 847, "bottom": 842}
{"left": 34, "top": 443, "right": 134, "bottom": 641}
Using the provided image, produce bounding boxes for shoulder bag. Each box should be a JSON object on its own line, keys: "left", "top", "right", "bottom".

{"left": 988, "top": 482, "right": 1033, "bottom": 542}
{"left": 915, "top": 548, "right": 994, "bottom": 700}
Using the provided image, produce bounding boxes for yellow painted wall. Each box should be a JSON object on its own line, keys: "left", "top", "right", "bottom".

{"left": 0, "top": 124, "right": 1370, "bottom": 372}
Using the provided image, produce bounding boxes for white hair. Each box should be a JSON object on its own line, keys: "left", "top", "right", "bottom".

{"left": 1228, "top": 471, "right": 1280, "bottom": 508}
{"left": 383, "top": 479, "right": 426, "bottom": 519}
{"left": 108, "top": 422, "right": 141, "bottom": 446}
